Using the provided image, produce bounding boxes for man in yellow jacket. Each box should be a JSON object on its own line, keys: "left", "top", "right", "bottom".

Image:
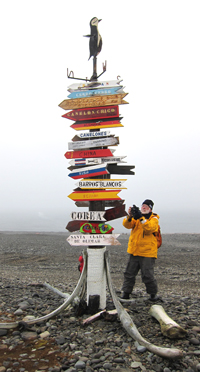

{"left": 121, "top": 199, "right": 159, "bottom": 301}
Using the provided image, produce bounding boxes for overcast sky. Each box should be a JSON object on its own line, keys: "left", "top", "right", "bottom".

{"left": 0, "top": 1, "right": 200, "bottom": 233}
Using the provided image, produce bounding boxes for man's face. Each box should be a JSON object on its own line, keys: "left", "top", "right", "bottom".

{"left": 141, "top": 204, "right": 152, "bottom": 214}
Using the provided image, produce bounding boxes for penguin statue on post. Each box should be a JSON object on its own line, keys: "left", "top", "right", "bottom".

{"left": 84, "top": 17, "right": 102, "bottom": 60}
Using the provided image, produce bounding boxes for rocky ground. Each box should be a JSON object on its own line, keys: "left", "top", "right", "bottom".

{"left": 0, "top": 232, "right": 200, "bottom": 372}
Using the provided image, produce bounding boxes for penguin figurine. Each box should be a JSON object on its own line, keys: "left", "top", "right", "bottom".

{"left": 84, "top": 17, "right": 102, "bottom": 60}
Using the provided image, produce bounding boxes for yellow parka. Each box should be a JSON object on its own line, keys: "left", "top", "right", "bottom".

{"left": 123, "top": 213, "right": 159, "bottom": 258}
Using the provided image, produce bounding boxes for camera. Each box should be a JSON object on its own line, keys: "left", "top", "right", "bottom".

{"left": 131, "top": 204, "right": 139, "bottom": 216}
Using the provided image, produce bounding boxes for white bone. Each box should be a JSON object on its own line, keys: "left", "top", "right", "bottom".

{"left": 149, "top": 305, "right": 187, "bottom": 338}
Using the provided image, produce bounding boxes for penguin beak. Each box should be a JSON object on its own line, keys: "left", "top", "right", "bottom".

{"left": 98, "top": 19, "right": 102, "bottom": 22}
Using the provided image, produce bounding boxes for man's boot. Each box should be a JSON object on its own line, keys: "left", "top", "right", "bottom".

{"left": 121, "top": 292, "right": 130, "bottom": 300}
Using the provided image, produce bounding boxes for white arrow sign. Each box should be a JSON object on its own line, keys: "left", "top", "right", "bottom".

{"left": 71, "top": 211, "right": 106, "bottom": 221}
{"left": 67, "top": 234, "right": 121, "bottom": 246}
{"left": 76, "top": 131, "right": 110, "bottom": 139}
{"left": 76, "top": 179, "right": 127, "bottom": 189}
{"left": 69, "top": 156, "right": 126, "bottom": 167}
{"left": 68, "top": 137, "right": 119, "bottom": 150}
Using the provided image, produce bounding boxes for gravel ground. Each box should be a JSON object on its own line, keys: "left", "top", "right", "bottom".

{"left": 0, "top": 232, "right": 200, "bottom": 372}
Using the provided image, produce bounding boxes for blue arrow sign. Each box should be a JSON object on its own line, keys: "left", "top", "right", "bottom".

{"left": 68, "top": 86, "right": 123, "bottom": 99}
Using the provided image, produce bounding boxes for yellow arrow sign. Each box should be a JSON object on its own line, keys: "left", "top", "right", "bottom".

{"left": 59, "top": 93, "right": 129, "bottom": 110}
{"left": 68, "top": 190, "right": 121, "bottom": 201}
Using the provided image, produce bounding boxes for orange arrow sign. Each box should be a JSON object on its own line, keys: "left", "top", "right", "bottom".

{"left": 68, "top": 190, "right": 121, "bottom": 201}
{"left": 59, "top": 93, "right": 128, "bottom": 110}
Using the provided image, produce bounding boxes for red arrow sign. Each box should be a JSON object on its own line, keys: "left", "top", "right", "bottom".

{"left": 104, "top": 204, "right": 128, "bottom": 221}
{"left": 64, "top": 149, "right": 114, "bottom": 159}
{"left": 62, "top": 106, "right": 119, "bottom": 121}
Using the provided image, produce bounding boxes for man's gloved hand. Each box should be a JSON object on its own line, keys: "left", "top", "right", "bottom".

{"left": 131, "top": 205, "right": 142, "bottom": 220}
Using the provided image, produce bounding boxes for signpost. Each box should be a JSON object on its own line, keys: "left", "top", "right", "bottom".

{"left": 59, "top": 17, "right": 135, "bottom": 310}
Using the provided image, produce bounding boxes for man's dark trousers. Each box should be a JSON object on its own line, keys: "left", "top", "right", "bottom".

{"left": 122, "top": 255, "right": 158, "bottom": 295}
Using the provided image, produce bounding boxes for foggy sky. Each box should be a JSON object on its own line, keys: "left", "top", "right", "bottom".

{"left": 0, "top": 1, "right": 200, "bottom": 233}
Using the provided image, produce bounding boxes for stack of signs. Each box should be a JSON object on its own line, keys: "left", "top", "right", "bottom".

{"left": 59, "top": 79, "right": 135, "bottom": 246}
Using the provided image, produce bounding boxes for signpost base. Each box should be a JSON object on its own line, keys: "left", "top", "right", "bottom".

{"left": 87, "top": 247, "right": 107, "bottom": 309}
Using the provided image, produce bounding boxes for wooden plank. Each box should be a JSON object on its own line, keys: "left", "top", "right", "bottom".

{"left": 67, "top": 79, "right": 123, "bottom": 92}
{"left": 67, "top": 234, "right": 120, "bottom": 246}
{"left": 70, "top": 119, "right": 124, "bottom": 131}
{"left": 72, "top": 130, "right": 110, "bottom": 140}
{"left": 104, "top": 204, "right": 128, "bottom": 221}
{"left": 68, "top": 164, "right": 109, "bottom": 179}
{"left": 69, "top": 156, "right": 126, "bottom": 167}
{"left": 75, "top": 199, "right": 125, "bottom": 208}
{"left": 59, "top": 94, "right": 128, "bottom": 110}
{"left": 71, "top": 211, "right": 106, "bottom": 221}
{"left": 107, "top": 164, "right": 135, "bottom": 175}
{"left": 62, "top": 106, "right": 119, "bottom": 121}
{"left": 68, "top": 136, "right": 119, "bottom": 150}
{"left": 80, "top": 222, "right": 114, "bottom": 234}
{"left": 68, "top": 86, "right": 123, "bottom": 99}
{"left": 64, "top": 148, "right": 114, "bottom": 159}
{"left": 68, "top": 190, "right": 121, "bottom": 201}
{"left": 75, "top": 179, "right": 127, "bottom": 189}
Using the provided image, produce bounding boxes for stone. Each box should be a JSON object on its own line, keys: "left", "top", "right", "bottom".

{"left": 21, "top": 331, "right": 38, "bottom": 341}
{"left": 74, "top": 360, "right": 85, "bottom": 369}
{"left": 39, "top": 331, "right": 50, "bottom": 338}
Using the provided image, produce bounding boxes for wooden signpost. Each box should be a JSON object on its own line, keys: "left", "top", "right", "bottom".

{"left": 69, "top": 156, "right": 126, "bottom": 167}
{"left": 80, "top": 222, "right": 114, "bottom": 234}
{"left": 71, "top": 211, "right": 106, "bottom": 220}
{"left": 67, "top": 234, "right": 121, "bottom": 246}
{"left": 72, "top": 130, "right": 110, "bottom": 139}
{"left": 59, "top": 93, "right": 128, "bottom": 110}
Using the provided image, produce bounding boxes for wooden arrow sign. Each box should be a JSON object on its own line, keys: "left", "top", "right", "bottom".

{"left": 59, "top": 93, "right": 128, "bottom": 110}
{"left": 107, "top": 164, "right": 135, "bottom": 175}
{"left": 62, "top": 106, "right": 119, "bottom": 121}
{"left": 68, "top": 136, "right": 119, "bottom": 150}
{"left": 104, "top": 204, "right": 128, "bottom": 221}
{"left": 67, "top": 79, "right": 123, "bottom": 92}
{"left": 67, "top": 234, "right": 120, "bottom": 246}
{"left": 69, "top": 156, "right": 126, "bottom": 167}
{"left": 72, "top": 130, "right": 110, "bottom": 140}
{"left": 80, "top": 222, "right": 114, "bottom": 234}
{"left": 71, "top": 211, "right": 106, "bottom": 221}
{"left": 75, "top": 199, "right": 125, "bottom": 208}
{"left": 68, "top": 189, "right": 121, "bottom": 201}
{"left": 68, "top": 86, "right": 123, "bottom": 99}
{"left": 76, "top": 179, "right": 127, "bottom": 189}
{"left": 64, "top": 148, "right": 114, "bottom": 159}
{"left": 68, "top": 164, "right": 109, "bottom": 179}
{"left": 70, "top": 118, "right": 123, "bottom": 131}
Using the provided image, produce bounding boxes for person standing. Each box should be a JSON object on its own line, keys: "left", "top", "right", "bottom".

{"left": 121, "top": 199, "right": 159, "bottom": 301}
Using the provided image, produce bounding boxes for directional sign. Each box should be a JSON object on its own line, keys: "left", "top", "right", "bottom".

{"left": 67, "top": 79, "right": 123, "bottom": 92}
{"left": 76, "top": 179, "right": 127, "bottom": 189}
{"left": 62, "top": 106, "right": 119, "bottom": 121}
{"left": 80, "top": 222, "right": 114, "bottom": 234}
{"left": 72, "top": 130, "right": 110, "bottom": 140}
{"left": 68, "top": 86, "right": 123, "bottom": 99}
{"left": 104, "top": 204, "right": 128, "bottom": 221}
{"left": 67, "top": 234, "right": 121, "bottom": 246}
{"left": 107, "top": 164, "right": 135, "bottom": 175}
{"left": 68, "top": 164, "right": 109, "bottom": 179}
{"left": 70, "top": 118, "right": 124, "bottom": 131}
{"left": 71, "top": 211, "right": 106, "bottom": 221}
{"left": 68, "top": 189, "right": 121, "bottom": 201}
{"left": 75, "top": 199, "right": 125, "bottom": 208}
{"left": 59, "top": 93, "right": 128, "bottom": 110}
{"left": 69, "top": 156, "right": 126, "bottom": 167}
{"left": 68, "top": 136, "right": 119, "bottom": 150}
{"left": 64, "top": 148, "right": 114, "bottom": 159}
